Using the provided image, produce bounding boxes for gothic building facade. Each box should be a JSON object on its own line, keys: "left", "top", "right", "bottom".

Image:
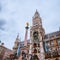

{"left": 0, "top": 10, "right": 60, "bottom": 60}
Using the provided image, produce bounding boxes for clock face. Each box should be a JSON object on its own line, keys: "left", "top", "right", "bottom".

{"left": 33, "top": 31, "right": 38, "bottom": 40}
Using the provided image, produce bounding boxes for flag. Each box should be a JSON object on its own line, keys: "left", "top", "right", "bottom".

{"left": 17, "top": 42, "right": 21, "bottom": 57}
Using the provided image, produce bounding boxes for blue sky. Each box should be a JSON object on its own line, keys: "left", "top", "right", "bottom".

{"left": 0, "top": 0, "right": 60, "bottom": 49}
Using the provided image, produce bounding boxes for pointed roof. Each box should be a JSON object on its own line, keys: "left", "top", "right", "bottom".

{"left": 13, "top": 34, "right": 20, "bottom": 49}
{"left": 15, "top": 33, "right": 19, "bottom": 43}
{"left": 33, "top": 9, "right": 40, "bottom": 19}
{"left": 16, "top": 33, "right": 19, "bottom": 40}
{"left": 35, "top": 9, "right": 40, "bottom": 15}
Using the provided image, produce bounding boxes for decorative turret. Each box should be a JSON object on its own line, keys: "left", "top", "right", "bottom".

{"left": 13, "top": 34, "right": 20, "bottom": 53}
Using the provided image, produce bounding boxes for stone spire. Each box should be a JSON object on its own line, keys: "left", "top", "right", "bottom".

{"left": 32, "top": 10, "right": 42, "bottom": 26}
{"left": 24, "top": 22, "right": 29, "bottom": 47}
{"left": 33, "top": 9, "right": 40, "bottom": 18}
{"left": 13, "top": 34, "right": 20, "bottom": 52}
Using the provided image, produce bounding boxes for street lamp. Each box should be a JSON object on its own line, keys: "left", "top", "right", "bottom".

{"left": 0, "top": 40, "right": 4, "bottom": 46}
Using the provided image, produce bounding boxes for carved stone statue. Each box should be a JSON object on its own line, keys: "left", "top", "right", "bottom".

{"left": 30, "top": 55, "right": 39, "bottom": 60}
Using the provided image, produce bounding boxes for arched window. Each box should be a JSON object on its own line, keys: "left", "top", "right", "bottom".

{"left": 34, "top": 49, "right": 37, "bottom": 53}
{"left": 33, "top": 55, "right": 39, "bottom": 60}
{"left": 33, "top": 31, "right": 38, "bottom": 40}
{"left": 33, "top": 43, "right": 37, "bottom": 47}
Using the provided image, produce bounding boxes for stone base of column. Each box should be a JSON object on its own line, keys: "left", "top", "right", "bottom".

{"left": 39, "top": 53, "right": 45, "bottom": 60}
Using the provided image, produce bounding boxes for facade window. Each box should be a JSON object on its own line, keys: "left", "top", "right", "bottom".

{"left": 33, "top": 43, "right": 37, "bottom": 47}
{"left": 38, "top": 48, "right": 40, "bottom": 53}
{"left": 48, "top": 48, "right": 51, "bottom": 52}
{"left": 47, "top": 42, "right": 50, "bottom": 46}
{"left": 57, "top": 39, "right": 60, "bottom": 45}
{"left": 46, "top": 41, "right": 50, "bottom": 47}
{"left": 44, "top": 41, "right": 50, "bottom": 52}
{"left": 52, "top": 47, "right": 56, "bottom": 51}
{"left": 44, "top": 35, "right": 48, "bottom": 39}
{"left": 50, "top": 40, "right": 54, "bottom": 46}
{"left": 34, "top": 49, "right": 37, "bottom": 53}
{"left": 58, "top": 47, "right": 60, "bottom": 55}
{"left": 49, "top": 35, "right": 54, "bottom": 39}
{"left": 56, "top": 32, "right": 60, "bottom": 37}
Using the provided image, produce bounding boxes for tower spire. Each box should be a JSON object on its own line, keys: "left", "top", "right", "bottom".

{"left": 16, "top": 33, "right": 19, "bottom": 40}
{"left": 13, "top": 34, "right": 20, "bottom": 53}
{"left": 32, "top": 10, "right": 42, "bottom": 26}
{"left": 33, "top": 10, "right": 40, "bottom": 19}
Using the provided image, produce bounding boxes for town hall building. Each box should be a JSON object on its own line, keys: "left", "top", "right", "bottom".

{"left": 0, "top": 10, "right": 60, "bottom": 60}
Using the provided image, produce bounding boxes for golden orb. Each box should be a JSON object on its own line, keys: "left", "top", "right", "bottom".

{"left": 26, "top": 22, "right": 29, "bottom": 27}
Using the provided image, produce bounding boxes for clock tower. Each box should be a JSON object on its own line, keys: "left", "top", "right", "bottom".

{"left": 30, "top": 10, "right": 45, "bottom": 60}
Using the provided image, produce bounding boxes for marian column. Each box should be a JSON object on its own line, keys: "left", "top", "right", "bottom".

{"left": 24, "top": 22, "right": 29, "bottom": 47}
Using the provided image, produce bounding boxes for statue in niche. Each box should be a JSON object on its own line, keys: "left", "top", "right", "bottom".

{"left": 30, "top": 54, "right": 39, "bottom": 60}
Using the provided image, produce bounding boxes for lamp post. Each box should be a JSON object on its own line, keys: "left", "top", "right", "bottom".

{"left": 0, "top": 40, "right": 4, "bottom": 46}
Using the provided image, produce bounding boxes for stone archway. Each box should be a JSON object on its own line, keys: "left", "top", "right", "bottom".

{"left": 33, "top": 55, "right": 39, "bottom": 60}
{"left": 30, "top": 55, "right": 39, "bottom": 60}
